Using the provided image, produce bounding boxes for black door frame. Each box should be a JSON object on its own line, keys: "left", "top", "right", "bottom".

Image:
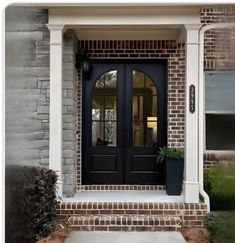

{"left": 82, "top": 59, "right": 168, "bottom": 185}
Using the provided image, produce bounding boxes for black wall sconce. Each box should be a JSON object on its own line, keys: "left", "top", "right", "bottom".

{"left": 76, "top": 49, "right": 90, "bottom": 73}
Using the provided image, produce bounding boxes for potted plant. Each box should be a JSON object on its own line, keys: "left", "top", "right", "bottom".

{"left": 157, "top": 147, "right": 184, "bottom": 195}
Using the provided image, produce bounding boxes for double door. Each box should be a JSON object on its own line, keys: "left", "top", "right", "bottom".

{"left": 82, "top": 61, "right": 167, "bottom": 184}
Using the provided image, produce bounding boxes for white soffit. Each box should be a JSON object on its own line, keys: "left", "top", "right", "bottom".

{"left": 48, "top": 6, "right": 201, "bottom": 26}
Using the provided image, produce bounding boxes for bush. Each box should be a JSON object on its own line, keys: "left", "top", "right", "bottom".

{"left": 204, "top": 165, "right": 235, "bottom": 211}
{"left": 204, "top": 211, "right": 235, "bottom": 242}
{"left": 5, "top": 166, "right": 58, "bottom": 243}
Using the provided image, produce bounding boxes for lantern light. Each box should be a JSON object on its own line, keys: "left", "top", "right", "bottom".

{"left": 76, "top": 49, "right": 90, "bottom": 73}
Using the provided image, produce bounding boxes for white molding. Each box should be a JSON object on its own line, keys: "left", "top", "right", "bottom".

{"left": 176, "top": 27, "right": 186, "bottom": 43}
{"left": 205, "top": 110, "right": 235, "bottom": 114}
{"left": 205, "top": 150, "right": 235, "bottom": 154}
{"left": 184, "top": 24, "right": 202, "bottom": 30}
{"left": 48, "top": 7, "right": 201, "bottom": 26}
{"left": 46, "top": 24, "right": 65, "bottom": 31}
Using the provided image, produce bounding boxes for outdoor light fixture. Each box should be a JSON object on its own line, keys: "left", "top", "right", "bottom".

{"left": 76, "top": 49, "right": 90, "bottom": 73}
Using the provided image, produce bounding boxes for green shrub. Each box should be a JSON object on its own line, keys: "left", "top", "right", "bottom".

{"left": 157, "top": 146, "right": 184, "bottom": 163}
{"left": 204, "top": 213, "right": 217, "bottom": 240}
{"left": 204, "top": 165, "right": 235, "bottom": 211}
{"left": 5, "top": 166, "right": 58, "bottom": 243}
{"left": 204, "top": 211, "right": 235, "bottom": 242}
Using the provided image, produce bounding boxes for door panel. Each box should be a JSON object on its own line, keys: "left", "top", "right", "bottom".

{"left": 124, "top": 64, "right": 166, "bottom": 184}
{"left": 83, "top": 64, "right": 125, "bottom": 184}
{"left": 82, "top": 61, "right": 167, "bottom": 185}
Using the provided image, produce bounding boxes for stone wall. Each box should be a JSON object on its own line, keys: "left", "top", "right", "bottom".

{"left": 5, "top": 7, "right": 78, "bottom": 196}
{"left": 5, "top": 7, "right": 50, "bottom": 166}
{"left": 62, "top": 31, "right": 78, "bottom": 196}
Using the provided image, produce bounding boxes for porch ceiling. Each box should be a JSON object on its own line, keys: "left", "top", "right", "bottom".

{"left": 74, "top": 25, "right": 183, "bottom": 40}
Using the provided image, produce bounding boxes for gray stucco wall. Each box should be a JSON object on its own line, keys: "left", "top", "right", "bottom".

{"left": 5, "top": 7, "right": 78, "bottom": 196}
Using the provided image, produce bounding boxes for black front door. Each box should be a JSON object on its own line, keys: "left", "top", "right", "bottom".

{"left": 82, "top": 61, "right": 167, "bottom": 185}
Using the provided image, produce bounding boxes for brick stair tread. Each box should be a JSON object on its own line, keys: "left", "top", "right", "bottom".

{"left": 68, "top": 214, "right": 182, "bottom": 227}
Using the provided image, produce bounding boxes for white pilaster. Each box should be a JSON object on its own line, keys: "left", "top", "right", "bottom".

{"left": 47, "top": 24, "right": 64, "bottom": 197}
{"left": 184, "top": 24, "right": 202, "bottom": 203}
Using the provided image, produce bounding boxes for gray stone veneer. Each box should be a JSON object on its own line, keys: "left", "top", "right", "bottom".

{"left": 6, "top": 7, "right": 78, "bottom": 196}
{"left": 5, "top": 8, "right": 50, "bottom": 166}
{"left": 62, "top": 31, "right": 78, "bottom": 196}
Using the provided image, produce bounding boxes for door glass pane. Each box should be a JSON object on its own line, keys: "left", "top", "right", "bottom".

{"left": 92, "top": 109, "right": 101, "bottom": 120}
{"left": 92, "top": 70, "right": 117, "bottom": 147}
{"left": 92, "top": 96, "right": 104, "bottom": 120}
{"left": 133, "top": 70, "right": 145, "bottom": 88}
{"left": 105, "top": 96, "right": 117, "bottom": 120}
{"left": 132, "top": 70, "right": 158, "bottom": 147}
{"left": 133, "top": 121, "right": 144, "bottom": 147}
{"left": 92, "top": 121, "right": 104, "bottom": 146}
{"left": 92, "top": 121, "right": 117, "bottom": 146}
{"left": 105, "top": 121, "right": 117, "bottom": 146}
{"left": 132, "top": 95, "right": 144, "bottom": 121}
{"left": 94, "top": 70, "right": 117, "bottom": 90}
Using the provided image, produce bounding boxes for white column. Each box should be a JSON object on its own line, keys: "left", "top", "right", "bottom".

{"left": 184, "top": 24, "right": 202, "bottom": 203}
{"left": 47, "top": 24, "right": 64, "bottom": 197}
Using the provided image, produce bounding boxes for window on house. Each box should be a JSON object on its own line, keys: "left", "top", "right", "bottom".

{"left": 205, "top": 72, "right": 235, "bottom": 150}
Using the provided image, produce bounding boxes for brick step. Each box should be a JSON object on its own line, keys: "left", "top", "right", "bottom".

{"left": 57, "top": 202, "right": 207, "bottom": 227}
{"left": 77, "top": 185, "right": 165, "bottom": 191}
{"left": 68, "top": 214, "right": 182, "bottom": 231}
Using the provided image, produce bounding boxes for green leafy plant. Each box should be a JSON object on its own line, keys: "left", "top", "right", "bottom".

{"left": 5, "top": 166, "right": 59, "bottom": 243}
{"left": 157, "top": 146, "right": 184, "bottom": 163}
{"left": 204, "top": 213, "right": 217, "bottom": 240}
{"left": 204, "top": 211, "right": 235, "bottom": 242}
{"left": 204, "top": 165, "right": 235, "bottom": 210}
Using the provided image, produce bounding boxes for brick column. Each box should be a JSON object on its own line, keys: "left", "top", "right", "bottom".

{"left": 47, "top": 24, "right": 64, "bottom": 197}
{"left": 184, "top": 24, "right": 202, "bottom": 203}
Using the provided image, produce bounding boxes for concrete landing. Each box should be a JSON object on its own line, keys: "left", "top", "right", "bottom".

{"left": 64, "top": 231, "right": 186, "bottom": 243}
{"left": 62, "top": 191, "right": 184, "bottom": 203}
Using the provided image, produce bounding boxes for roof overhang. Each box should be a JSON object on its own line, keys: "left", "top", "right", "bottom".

{"left": 47, "top": 5, "right": 202, "bottom": 41}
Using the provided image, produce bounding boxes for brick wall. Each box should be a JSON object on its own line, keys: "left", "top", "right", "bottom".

{"left": 78, "top": 40, "right": 186, "bottom": 149}
{"left": 76, "top": 40, "right": 185, "bottom": 186}
{"left": 201, "top": 7, "right": 235, "bottom": 71}
{"left": 202, "top": 7, "right": 235, "bottom": 168}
